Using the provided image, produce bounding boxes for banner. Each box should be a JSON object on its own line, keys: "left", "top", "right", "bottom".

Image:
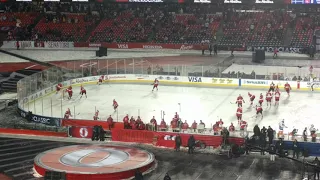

{"left": 248, "top": 46, "right": 303, "bottom": 54}
{"left": 212, "top": 78, "right": 234, "bottom": 84}
{"left": 70, "top": 126, "right": 93, "bottom": 138}
{"left": 74, "top": 42, "right": 204, "bottom": 50}
{"left": 2, "top": 41, "right": 35, "bottom": 48}
{"left": 18, "top": 107, "right": 61, "bottom": 126}
{"left": 44, "top": 41, "right": 74, "bottom": 49}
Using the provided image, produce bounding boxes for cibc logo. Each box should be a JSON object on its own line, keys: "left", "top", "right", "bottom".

{"left": 79, "top": 128, "right": 89, "bottom": 138}
{"left": 32, "top": 116, "right": 50, "bottom": 124}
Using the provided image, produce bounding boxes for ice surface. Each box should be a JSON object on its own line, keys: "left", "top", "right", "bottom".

{"left": 27, "top": 84, "right": 320, "bottom": 134}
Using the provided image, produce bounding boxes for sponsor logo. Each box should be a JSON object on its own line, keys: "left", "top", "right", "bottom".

{"left": 166, "top": 77, "right": 171, "bottom": 80}
{"left": 117, "top": 44, "right": 128, "bottom": 49}
{"left": 243, "top": 80, "right": 268, "bottom": 85}
{"left": 44, "top": 87, "right": 52, "bottom": 94}
{"left": 180, "top": 45, "right": 193, "bottom": 50}
{"left": 188, "top": 77, "right": 202, "bottom": 82}
{"left": 16, "top": 41, "right": 33, "bottom": 48}
{"left": 224, "top": 0, "right": 242, "bottom": 3}
{"left": 255, "top": 0, "right": 274, "bottom": 3}
{"left": 158, "top": 76, "right": 164, "bottom": 80}
{"left": 194, "top": 0, "right": 211, "bottom": 3}
{"left": 108, "top": 75, "right": 126, "bottom": 79}
{"left": 46, "top": 42, "right": 71, "bottom": 48}
{"left": 142, "top": 45, "right": 163, "bottom": 49}
{"left": 248, "top": 46, "right": 302, "bottom": 54}
{"left": 129, "top": 0, "right": 163, "bottom": 2}
{"left": 32, "top": 116, "right": 50, "bottom": 124}
{"left": 39, "top": 92, "right": 43, "bottom": 97}
{"left": 307, "top": 82, "right": 320, "bottom": 88}
{"left": 135, "top": 74, "right": 149, "bottom": 79}
{"left": 0, "top": 26, "right": 13, "bottom": 32}
{"left": 173, "top": 77, "right": 179, "bottom": 80}
{"left": 89, "top": 43, "right": 101, "bottom": 47}
{"left": 23, "top": 98, "right": 28, "bottom": 104}
{"left": 79, "top": 127, "right": 89, "bottom": 138}
{"left": 212, "top": 78, "right": 233, "bottom": 84}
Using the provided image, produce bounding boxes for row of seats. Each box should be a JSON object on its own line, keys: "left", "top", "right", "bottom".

{"left": 2, "top": 10, "right": 315, "bottom": 48}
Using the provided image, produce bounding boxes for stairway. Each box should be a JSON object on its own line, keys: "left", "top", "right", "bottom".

{"left": 284, "top": 27, "right": 294, "bottom": 46}
{"left": 1, "top": 70, "right": 42, "bottom": 93}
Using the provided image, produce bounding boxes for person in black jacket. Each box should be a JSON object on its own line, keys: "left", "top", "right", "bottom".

{"left": 188, "top": 135, "right": 195, "bottom": 154}
{"left": 269, "top": 144, "right": 276, "bottom": 161}
{"left": 134, "top": 169, "right": 143, "bottom": 180}
{"left": 175, "top": 134, "right": 182, "bottom": 152}
{"left": 164, "top": 173, "right": 171, "bottom": 180}
{"left": 267, "top": 126, "right": 274, "bottom": 144}
{"left": 253, "top": 125, "right": 260, "bottom": 137}
{"left": 292, "top": 139, "right": 299, "bottom": 159}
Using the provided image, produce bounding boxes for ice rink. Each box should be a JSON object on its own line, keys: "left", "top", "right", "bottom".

{"left": 27, "top": 83, "right": 320, "bottom": 133}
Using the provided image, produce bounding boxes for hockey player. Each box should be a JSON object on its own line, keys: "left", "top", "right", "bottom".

{"left": 236, "top": 107, "right": 242, "bottom": 123}
{"left": 284, "top": 82, "right": 291, "bottom": 95}
{"left": 278, "top": 119, "right": 287, "bottom": 138}
{"left": 113, "top": 99, "right": 118, "bottom": 111}
{"left": 240, "top": 120, "right": 248, "bottom": 137}
{"left": 64, "top": 108, "right": 72, "bottom": 119}
{"left": 236, "top": 94, "right": 245, "bottom": 107}
{"left": 310, "top": 76, "right": 316, "bottom": 91}
{"left": 269, "top": 82, "right": 275, "bottom": 92}
{"left": 93, "top": 110, "right": 99, "bottom": 120}
{"left": 80, "top": 85, "right": 87, "bottom": 99}
{"left": 266, "top": 91, "right": 272, "bottom": 107}
{"left": 152, "top": 78, "right": 159, "bottom": 91}
{"left": 248, "top": 92, "right": 255, "bottom": 105}
{"left": 274, "top": 90, "right": 280, "bottom": 106}
{"left": 98, "top": 75, "right": 104, "bottom": 85}
{"left": 259, "top": 93, "right": 264, "bottom": 106}
{"left": 256, "top": 105, "right": 263, "bottom": 119}
{"left": 66, "top": 86, "right": 73, "bottom": 100}
{"left": 56, "top": 83, "right": 62, "bottom": 94}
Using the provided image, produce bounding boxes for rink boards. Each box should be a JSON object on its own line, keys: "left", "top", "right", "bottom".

{"left": 20, "top": 74, "right": 318, "bottom": 107}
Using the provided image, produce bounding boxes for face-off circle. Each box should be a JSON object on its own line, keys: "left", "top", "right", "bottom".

{"left": 34, "top": 145, "right": 155, "bottom": 179}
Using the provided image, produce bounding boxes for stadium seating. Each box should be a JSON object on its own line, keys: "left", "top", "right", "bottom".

{"left": 290, "top": 17, "right": 313, "bottom": 48}
{"left": 0, "top": 12, "right": 39, "bottom": 26}
{"left": 1, "top": 2, "right": 315, "bottom": 49}
{"left": 35, "top": 14, "right": 97, "bottom": 42}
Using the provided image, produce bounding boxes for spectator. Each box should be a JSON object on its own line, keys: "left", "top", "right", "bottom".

{"left": 292, "top": 139, "right": 299, "bottom": 159}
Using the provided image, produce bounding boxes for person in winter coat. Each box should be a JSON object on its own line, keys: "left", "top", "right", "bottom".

{"left": 134, "top": 169, "right": 143, "bottom": 180}
{"left": 253, "top": 125, "right": 260, "bottom": 137}
{"left": 267, "top": 126, "right": 274, "bottom": 144}
{"left": 175, "top": 134, "right": 182, "bottom": 152}
{"left": 292, "top": 139, "right": 299, "bottom": 159}
{"left": 164, "top": 173, "right": 171, "bottom": 180}
{"left": 269, "top": 144, "right": 276, "bottom": 161}
{"left": 188, "top": 135, "right": 195, "bottom": 154}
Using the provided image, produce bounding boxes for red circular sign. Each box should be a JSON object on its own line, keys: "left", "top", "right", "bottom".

{"left": 34, "top": 145, "right": 154, "bottom": 174}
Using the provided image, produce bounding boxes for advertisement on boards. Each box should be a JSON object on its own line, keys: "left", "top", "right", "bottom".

{"left": 212, "top": 78, "right": 234, "bottom": 84}
{"left": 18, "top": 107, "right": 61, "bottom": 127}
{"left": 188, "top": 77, "right": 202, "bottom": 82}
{"left": 158, "top": 76, "right": 179, "bottom": 81}
{"left": 242, "top": 79, "right": 268, "bottom": 85}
